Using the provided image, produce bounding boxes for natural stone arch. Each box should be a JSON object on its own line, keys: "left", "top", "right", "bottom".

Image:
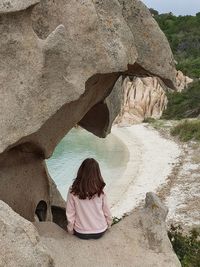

{"left": 0, "top": 0, "right": 177, "bottom": 226}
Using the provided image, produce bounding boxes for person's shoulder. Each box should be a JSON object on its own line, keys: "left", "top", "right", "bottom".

{"left": 98, "top": 191, "right": 106, "bottom": 199}
{"left": 68, "top": 186, "right": 72, "bottom": 192}
{"left": 101, "top": 191, "right": 108, "bottom": 199}
{"left": 67, "top": 186, "right": 74, "bottom": 196}
{"left": 101, "top": 190, "right": 106, "bottom": 196}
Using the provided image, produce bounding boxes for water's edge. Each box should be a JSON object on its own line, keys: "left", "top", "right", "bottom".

{"left": 46, "top": 127, "right": 129, "bottom": 200}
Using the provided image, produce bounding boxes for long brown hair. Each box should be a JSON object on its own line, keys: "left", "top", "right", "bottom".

{"left": 70, "top": 158, "right": 106, "bottom": 199}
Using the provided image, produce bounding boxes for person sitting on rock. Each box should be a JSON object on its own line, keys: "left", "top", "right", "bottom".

{"left": 66, "top": 158, "right": 112, "bottom": 240}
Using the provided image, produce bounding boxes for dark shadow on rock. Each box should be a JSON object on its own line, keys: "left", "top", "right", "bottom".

{"left": 35, "top": 200, "right": 48, "bottom": 221}
{"left": 51, "top": 205, "right": 67, "bottom": 230}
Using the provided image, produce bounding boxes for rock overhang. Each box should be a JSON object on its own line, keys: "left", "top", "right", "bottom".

{"left": 0, "top": 0, "right": 177, "bottom": 157}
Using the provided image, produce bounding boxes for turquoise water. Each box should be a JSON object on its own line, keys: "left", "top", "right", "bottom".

{"left": 46, "top": 128, "right": 129, "bottom": 199}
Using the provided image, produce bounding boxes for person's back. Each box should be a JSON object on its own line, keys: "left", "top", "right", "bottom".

{"left": 66, "top": 158, "right": 112, "bottom": 239}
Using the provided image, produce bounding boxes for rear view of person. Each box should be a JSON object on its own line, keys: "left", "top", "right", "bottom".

{"left": 66, "top": 158, "right": 112, "bottom": 240}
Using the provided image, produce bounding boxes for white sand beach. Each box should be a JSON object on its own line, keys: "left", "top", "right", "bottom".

{"left": 108, "top": 124, "right": 181, "bottom": 218}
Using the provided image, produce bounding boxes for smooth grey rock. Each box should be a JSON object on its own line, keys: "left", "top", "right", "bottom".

{"left": 0, "top": 0, "right": 39, "bottom": 13}
{"left": 139, "top": 192, "right": 171, "bottom": 254}
{"left": 145, "top": 192, "right": 168, "bottom": 221}
{"left": 0, "top": 8, "right": 72, "bottom": 156}
{"left": 0, "top": 200, "right": 54, "bottom": 267}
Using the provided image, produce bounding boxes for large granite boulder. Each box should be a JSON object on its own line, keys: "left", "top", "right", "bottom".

{"left": 0, "top": 0, "right": 177, "bottom": 157}
{"left": 0, "top": 200, "right": 54, "bottom": 267}
{"left": 1, "top": 0, "right": 137, "bottom": 157}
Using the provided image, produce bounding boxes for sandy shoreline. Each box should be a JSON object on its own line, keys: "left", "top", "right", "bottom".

{"left": 108, "top": 124, "right": 181, "bottom": 218}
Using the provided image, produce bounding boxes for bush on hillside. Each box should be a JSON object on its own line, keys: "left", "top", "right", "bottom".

{"left": 154, "top": 12, "right": 200, "bottom": 78}
{"left": 170, "top": 120, "right": 200, "bottom": 142}
{"left": 168, "top": 225, "right": 200, "bottom": 267}
{"left": 162, "top": 81, "right": 200, "bottom": 120}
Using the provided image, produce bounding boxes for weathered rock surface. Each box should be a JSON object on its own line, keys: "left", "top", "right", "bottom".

{"left": 115, "top": 76, "right": 168, "bottom": 125}
{"left": 79, "top": 77, "right": 123, "bottom": 137}
{"left": 118, "top": 0, "right": 177, "bottom": 87}
{"left": 0, "top": 200, "right": 54, "bottom": 267}
{"left": 34, "top": 193, "right": 181, "bottom": 267}
{"left": 0, "top": 0, "right": 178, "bottom": 154}
{"left": 1, "top": 0, "right": 137, "bottom": 157}
{"left": 0, "top": 0, "right": 39, "bottom": 13}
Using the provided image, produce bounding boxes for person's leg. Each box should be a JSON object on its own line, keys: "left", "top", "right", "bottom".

{"left": 74, "top": 230, "right": 106, "bottom": 240}
{"left": 88, "top": 232, "right": 105, "bottom": 239}
{"left": 74, "top": 231, "right": 91, "bottom": 240}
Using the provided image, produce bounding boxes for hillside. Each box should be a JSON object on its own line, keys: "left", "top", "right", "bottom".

{"left": 147, "top": 9, "right": 200, "bottom": 121}
{"left": 151, "top": 10, "right": 200, "bottom": 78}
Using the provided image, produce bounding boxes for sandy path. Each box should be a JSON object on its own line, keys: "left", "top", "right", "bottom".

{"left": 109, "top": 124, "right": 181, "bottom": 218}
{"left": 158, "top": 141, "right": 200, "bottom": 228}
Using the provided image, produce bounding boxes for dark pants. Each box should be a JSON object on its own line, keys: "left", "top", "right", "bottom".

{"left": 74, "top": 229, "right": 106, "bottom": 240}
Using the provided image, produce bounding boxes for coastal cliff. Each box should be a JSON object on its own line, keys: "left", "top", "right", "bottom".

{"left": 115, "top": 71, "right": 193, "bottom": 126}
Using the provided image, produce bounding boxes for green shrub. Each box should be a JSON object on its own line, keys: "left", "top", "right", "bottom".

{"left": 112, "top": 216, "right": 122, "bottom": 225}
{"left": 143, "top": 118, "right": 156, "bottom": 123}
{"left": 168, "top": 225, "right": 200, "bottom": 267}
{"left": 170, "top": 120, "right": 200, "bottom": 142}
{"left": 162, "top": 81, "right": 200, "bottom": 120}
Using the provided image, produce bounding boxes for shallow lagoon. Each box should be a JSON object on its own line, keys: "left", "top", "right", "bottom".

{"left": 46, "top": 128, "right": 129, "bottom": 199}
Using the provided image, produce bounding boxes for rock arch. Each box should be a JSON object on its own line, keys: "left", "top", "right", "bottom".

{"left": 0, "top": 0, "right": 177, "bottom": 226}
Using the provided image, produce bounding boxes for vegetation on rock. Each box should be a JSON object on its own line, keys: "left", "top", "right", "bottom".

{"left": 112, "top": 217, "right": 122, "bottom": 225}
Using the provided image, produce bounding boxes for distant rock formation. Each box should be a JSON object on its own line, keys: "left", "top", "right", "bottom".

{"left": 115, "top": 71, "right": 193, "bottom": 125}
{"left": 175, "top": 70, "right": 193, "bottom": 92}
{"left": 115, "top": 76, "right": 168, "bottom": 125}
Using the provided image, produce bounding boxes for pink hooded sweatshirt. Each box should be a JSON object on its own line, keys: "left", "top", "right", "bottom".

{"left": 66, "top": 189, "right": 112, "bottom": 234}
